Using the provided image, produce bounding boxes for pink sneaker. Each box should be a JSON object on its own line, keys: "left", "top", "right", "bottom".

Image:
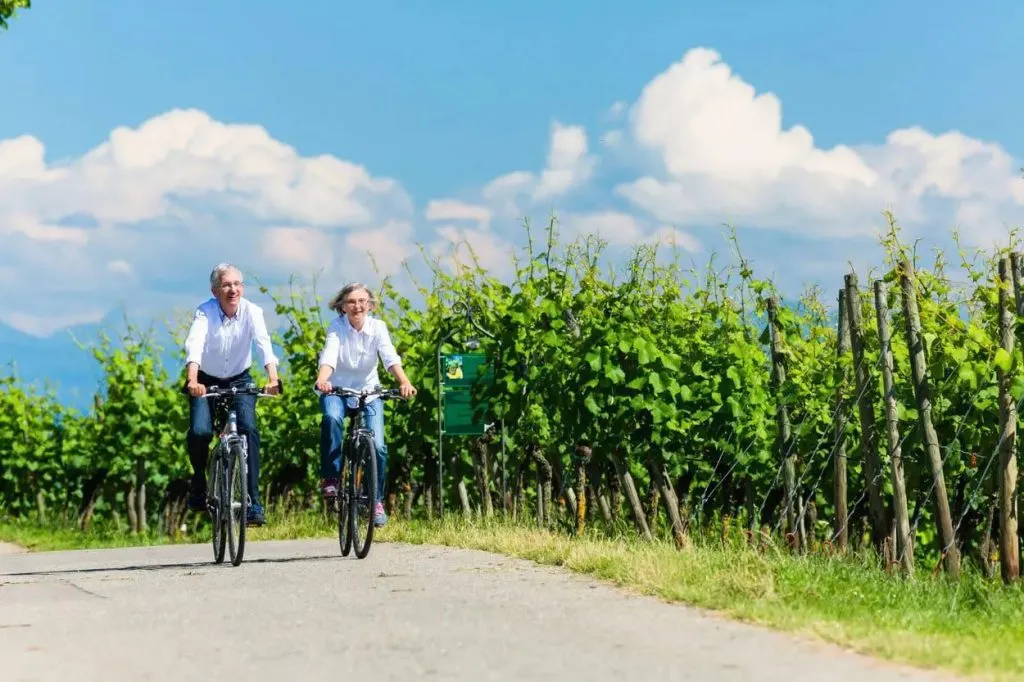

{"left": 373, "top": 502, "right": 387, "bottom": 527}
{"left": 320, "top": 478, "right": 338, "bottom": 498}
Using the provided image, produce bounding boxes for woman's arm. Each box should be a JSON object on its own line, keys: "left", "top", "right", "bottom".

{"left": 315, "top": 320, "right": 341, "bottom": 392}
{"left": 377, "top": 322, "right": 416, "bottom": 398}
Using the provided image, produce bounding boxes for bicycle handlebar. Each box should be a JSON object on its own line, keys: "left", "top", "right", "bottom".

{"left": 322, "top": 385, "right": 408, "bottom": 401}
{"left": 188, "top": 383, "right": 280, "bottom": 399}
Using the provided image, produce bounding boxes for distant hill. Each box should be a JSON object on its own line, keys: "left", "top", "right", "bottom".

{"left": 0, "top": 313, "right": 182, "bottom": 413}
{"left": 2, "top": 310, "right": 291, "bottom": 413}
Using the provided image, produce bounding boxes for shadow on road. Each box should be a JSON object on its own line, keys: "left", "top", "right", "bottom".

{"left": 1, "top": 553, "right": 342, "bottom": 578}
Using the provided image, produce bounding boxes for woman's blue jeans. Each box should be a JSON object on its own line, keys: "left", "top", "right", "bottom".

{"left": 319, "top": 394, "right": 387, "bottom": 503}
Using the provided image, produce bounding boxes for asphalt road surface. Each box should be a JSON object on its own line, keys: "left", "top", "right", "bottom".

{"left": 1, "top": 538, "right": 961, "bottom": 681}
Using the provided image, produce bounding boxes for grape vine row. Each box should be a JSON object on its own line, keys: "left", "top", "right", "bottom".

{"left": 2, "top": 214, "right": 1022, "bottom": 582}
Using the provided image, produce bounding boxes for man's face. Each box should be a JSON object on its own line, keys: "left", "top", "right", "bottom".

{"left": 212, "top": 268, "right": 244, "bottom": 310}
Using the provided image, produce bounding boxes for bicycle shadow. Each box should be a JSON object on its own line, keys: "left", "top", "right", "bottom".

{"left": 1, "top": 553, "right": 343, "bottom": 578}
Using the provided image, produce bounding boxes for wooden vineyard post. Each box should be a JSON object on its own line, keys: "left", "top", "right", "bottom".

{"left": 873, "top": 280, "right": 914, "bottom": 575}
{"left": 610, "top": 449, "right": 653, "bottom": 541}
{"left": 766, "top": 296, "right": 801, "bottom": 550}
{"left": 898, "top": 257, "right": 960, "bottom": 579}
{"left": 996, "top": 255, "right": 1019, "bottom": 584}
{"left": 573, "top": 445, "right": 591, "bottom": 536}
{"left": 844, "top": 274, "right": 889, "bottom": 550}
{"left": 833, "top": 288, "right": 851, "bottom": 552}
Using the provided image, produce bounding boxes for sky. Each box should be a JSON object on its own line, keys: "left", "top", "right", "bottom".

{"left": 2, "top": 1, "right": 1024, "bottom": 363}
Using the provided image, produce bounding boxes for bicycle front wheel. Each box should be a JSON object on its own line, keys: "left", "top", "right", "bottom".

{"left": 226, "top": 441, "right": 248, "bottom": 566}
{"left": 210, "top": 452, "right": 227, "bottom": 564}
{"left": 348, "top": 432, "right": 378, "bottom": 559}
{"left": 337, "top": 438, "right": 354, "bottom": 557}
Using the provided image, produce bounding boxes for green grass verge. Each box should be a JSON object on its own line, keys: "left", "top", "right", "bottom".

{"left": 3, "top": 512, "right": 1021, "bottom": 682}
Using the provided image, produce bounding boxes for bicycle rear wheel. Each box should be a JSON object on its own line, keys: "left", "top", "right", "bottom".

{"left": 209, "top": 452, "right": 227, "bottom": 564}
{"left": 348, "top": 432, "right": 378, "bottom": 559}
{"left": 226, "top": 441, "right": 248, "bottom": 566}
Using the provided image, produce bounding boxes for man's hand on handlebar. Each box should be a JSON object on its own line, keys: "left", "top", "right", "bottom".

{"left": 264, "top": 378, "right": 282, "bottom": 396}
{"left": 315, "top": 379, "right": 332, "bottom": 394}
{"left": 186, "top": 380, "right": 207, "bottom": 397}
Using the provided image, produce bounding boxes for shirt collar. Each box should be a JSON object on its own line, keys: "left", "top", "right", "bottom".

{"left": 218, "top": 299, "right": 242, "bottom": 322}
{"left": 342, "top": 315, "right": 371, "bottom": 334}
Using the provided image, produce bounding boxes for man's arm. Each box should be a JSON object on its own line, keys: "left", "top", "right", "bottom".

{"left": 250, "top": 305, "right": 280, "bottom": 391}
{"left": 183, "top": 308, "right": 209, "bottom": 396}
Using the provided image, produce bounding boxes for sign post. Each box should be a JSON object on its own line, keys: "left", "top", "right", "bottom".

{"left": 435, "top": 301, "right": 504, "bottom": 519}
{"left": 440, "top": 353, "right": 493, "bottom": 436}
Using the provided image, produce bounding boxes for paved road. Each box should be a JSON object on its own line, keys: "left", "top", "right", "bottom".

{"left": 0, "top": 538, "right": 960, "bottom": 681}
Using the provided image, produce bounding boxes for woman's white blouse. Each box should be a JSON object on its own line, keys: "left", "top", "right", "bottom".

{"left": 318, "top": 315, "right": 402, "bottom": 395}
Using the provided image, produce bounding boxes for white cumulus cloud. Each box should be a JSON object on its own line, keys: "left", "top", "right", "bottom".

{"left": 481, "top": 121, "right": 596, "bottom": 217}
{"left": 0, "top": 108, "right": 415, "bottom": 335}
{"left": 4, "top": 47, "right": 1024, "bottom": 340}
{"left": 612, "top": 47, "right": 1024, "bottom": 243}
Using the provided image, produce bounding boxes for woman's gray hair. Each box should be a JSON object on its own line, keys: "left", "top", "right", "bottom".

{"left": 210, "top": 263, "right": 243, "bottom": 288}
{"left": 328, "top": 282, "right": 377, "bottom": 314}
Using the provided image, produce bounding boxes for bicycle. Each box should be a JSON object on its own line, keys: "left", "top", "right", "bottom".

{"left": 195, "top": 382, "right": 277, "bottom": 566}
{"left": 323, "top": 385, "right": 407, "bottom": 559}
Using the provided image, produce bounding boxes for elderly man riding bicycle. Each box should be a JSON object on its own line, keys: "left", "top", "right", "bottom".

{"left": 183, "top": 263, "right": 281, "bottom": 527}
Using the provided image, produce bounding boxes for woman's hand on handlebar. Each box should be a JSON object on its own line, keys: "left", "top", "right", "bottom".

{"left": 398, "top": 381, "right": 417, "bottom": 399}
{"left": 315, "top": 379, "right": 332, "bottom": 394}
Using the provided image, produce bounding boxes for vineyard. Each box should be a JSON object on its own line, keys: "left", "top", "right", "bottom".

{"left": 2, "top": 213, "right": 1023, "bottom": 585}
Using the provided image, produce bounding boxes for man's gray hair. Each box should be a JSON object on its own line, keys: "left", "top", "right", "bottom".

{"left": 210, "top": 263, "right": 243, "bottom": 288}
{"left": 328, "top": 282, "right": 377, "bottom": 314}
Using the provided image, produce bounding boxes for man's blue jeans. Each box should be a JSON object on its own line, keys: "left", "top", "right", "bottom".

{"left": 187, "top": 370, "right": 261, "bottom": 507}
{"left": 320, "top": 394, "right": 387, "bottom": 504}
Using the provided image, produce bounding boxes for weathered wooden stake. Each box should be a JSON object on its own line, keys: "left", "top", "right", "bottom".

{"left": 844, "top": 274, "right": 889, "bottom": 549}
{"left": 610, "top": 449, "right": 653, "bottom": 541}
{"left": 651, "top": 456, "right": 689, "bottom": 549}
{"left": 899, "top": 257, "right": 960, "bottom": 578}
{"left": 531, "top": 445, "right": 553, "bottom": 527}
{"left": 873, "top": 280, "right": 914, "bottom": 575}
{"left": 574, "top": 445, "right": 591, "bottom": 535}
{"left": 833, "top": 288, "right": 851, "bottom": 551}
{"left": 473, "top": 434, "right": 494, "bottom": 518}
{"left": 457, "top": 480, "right": 472, "bottom": 517}
{"left": 766, "top": 296, "right": 800, "bottom": 549}
{"left": 996, "top": 255, "right": 1020, "bottom": 584}
{"left": 135, "top": 457, "right": 147, "bottom": 534}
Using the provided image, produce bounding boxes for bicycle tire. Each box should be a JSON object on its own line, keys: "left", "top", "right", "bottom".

{"left": 337, "top": 438, "right": 353, "bottom": 557}
{"left": 226, "top": 441, "right": 248, "bottom": 566}
{"left": 349, "top": 432, "right": 378, "bottom": 559}
{"left": 210, "top": 451, "right": 227, "bottom": 564}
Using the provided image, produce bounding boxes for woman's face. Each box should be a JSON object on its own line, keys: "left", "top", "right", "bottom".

{"left": 343, "top": 288, "right": 372, "bottom": 328}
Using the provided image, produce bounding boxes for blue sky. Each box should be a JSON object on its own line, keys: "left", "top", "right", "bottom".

{"left": 3, "top": 1, "right": 1024, "bottom": 403}
{"left": 6, "top": 1, "right": 1023, "bottom": 201}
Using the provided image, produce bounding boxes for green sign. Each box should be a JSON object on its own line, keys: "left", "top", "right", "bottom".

{"left": 441, "top": 353, "right": 493, "bottom": 436}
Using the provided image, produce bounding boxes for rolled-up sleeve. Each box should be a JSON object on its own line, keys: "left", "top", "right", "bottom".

{"left": 376, "top": 321, "right": 401, "bottom": 370}
{"left": 184, "top": 308, "right": 208, "bottom": 367}
{"left": 319, "top": 320, "right": 341, "bottom": 368}
{"left": 250, "top": 305, "right": 279, "bottom": 367}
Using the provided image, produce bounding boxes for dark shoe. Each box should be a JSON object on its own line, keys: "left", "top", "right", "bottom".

{"left": 247, "top": 503, "right": 266, "bottom": 527}
{"left": 187, "top": 486, "right": 207, "bottom": 512}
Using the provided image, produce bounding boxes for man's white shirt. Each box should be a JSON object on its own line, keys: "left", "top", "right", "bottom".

{"left": 318, "top": 315, "right": 401, "bottom": 401}
{"left": 184, "top": 297, "right": 278, "bottom": 379}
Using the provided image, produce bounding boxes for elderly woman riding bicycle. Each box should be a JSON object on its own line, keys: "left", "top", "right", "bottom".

{"left": 314, "top": 282, "right": 416, "bottom": 527}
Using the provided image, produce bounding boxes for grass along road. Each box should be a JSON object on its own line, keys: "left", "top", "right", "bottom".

{"left": 2, "top": 512, "right": 1021, "bottom": 681}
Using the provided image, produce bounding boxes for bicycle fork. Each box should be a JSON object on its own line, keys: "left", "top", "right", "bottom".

{"left": 221, "top": 413, "right": 251, "bottom": 511}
